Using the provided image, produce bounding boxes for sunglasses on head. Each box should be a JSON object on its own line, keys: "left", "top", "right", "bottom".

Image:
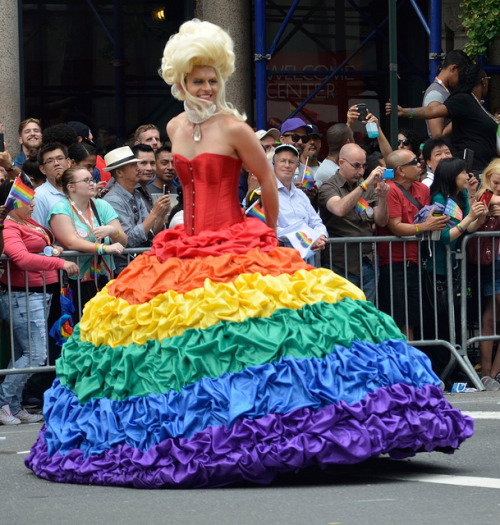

{"left": 398, "top": 139, "right": 410, "bottom": 146}
{"left": 399, "top": 157, "right": 419, "bottom": 167}
{"left": 283, "top": 133, "right": 310, "bottom": 143}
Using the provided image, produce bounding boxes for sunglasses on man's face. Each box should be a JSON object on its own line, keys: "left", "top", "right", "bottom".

{"left": 283, "top": 133, "right": 310, "bottom": 143}
{"left": 399, "top": 157, "right": 419, "bottom": 167}
{"left": 398, "top": 139, "right": 410, "bottom": 146}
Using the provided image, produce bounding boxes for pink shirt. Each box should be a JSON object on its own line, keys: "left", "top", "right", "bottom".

{"left": 1, "top": 219, "right": 65, "bottom": 288}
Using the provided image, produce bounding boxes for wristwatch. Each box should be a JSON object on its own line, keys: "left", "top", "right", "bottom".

{"left": 6, "top": 163, "right": 15, "bottom": 172}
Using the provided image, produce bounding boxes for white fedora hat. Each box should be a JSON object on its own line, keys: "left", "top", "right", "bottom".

{"left": 103, "top": 146, "right": 140, "bottom": 172}
{"left": 255, "top": 128, "right": 280, "bottom": 141}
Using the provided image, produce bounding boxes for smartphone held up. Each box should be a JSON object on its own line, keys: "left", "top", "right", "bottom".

{"left": 479, "top": 189, "right": 493, "bottom": 207}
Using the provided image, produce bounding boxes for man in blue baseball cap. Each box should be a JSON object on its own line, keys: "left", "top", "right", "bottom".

{"left": 279, "top": 117, "right": 313, "bottom": 156}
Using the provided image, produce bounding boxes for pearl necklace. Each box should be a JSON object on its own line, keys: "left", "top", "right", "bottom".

{"left": 184, "top": 101, "right": 217, "bottom": 142}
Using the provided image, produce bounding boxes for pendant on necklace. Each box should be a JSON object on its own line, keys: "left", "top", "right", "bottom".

{"left": 193, "top": 124, "right": 202, "bottom": 142}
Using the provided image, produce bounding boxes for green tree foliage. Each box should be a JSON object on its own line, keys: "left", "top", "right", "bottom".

{"left": 460, "top": 0, "right": 500, "bottom": 57}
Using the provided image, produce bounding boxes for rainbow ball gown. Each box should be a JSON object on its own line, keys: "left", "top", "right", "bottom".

{"left": 26, "top": 154, "right": 473, "bottom": 488}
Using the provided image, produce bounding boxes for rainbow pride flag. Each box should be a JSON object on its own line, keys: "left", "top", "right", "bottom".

{"left": 4, "top": 175, "right": 35, "bottom": 211}
{"left": 301, "top": 167, "right": 314, "bottom": 190}
{"left": 245, "top": 201, "right": 266, "bottom": 223}
{"left": 295, "top": 230, "right": 313, "bottom": 249}
{"left": 444, "top": 198, "right": 463, "bottom": 221}
{"left": 356, "top": 197, "right": 369, "bottom": 215}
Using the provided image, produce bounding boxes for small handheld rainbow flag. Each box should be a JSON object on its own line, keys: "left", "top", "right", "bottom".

{"left": 444, "top": 198, "right": 463, "bottom": 221}
{"left": 295, "top": 231, "right": 313, "bottom": 249}
{"left": 245, "top": 200, "right": 266, "bottom": 223}
{"left": 301, "top": 166, "right": 315, "bottom": 190}
{"left": 4, "top": 176, "right": 35, "bottom": 211}
{"left": 356, "top": 197, "right": 369, "bottom": 215}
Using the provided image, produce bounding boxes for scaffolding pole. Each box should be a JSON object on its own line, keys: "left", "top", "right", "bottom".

{"left": 429, "top": 0, "right": 442, "bottom": 81}
{"left": 254, "top": 0, "right": 267, "bottom": 129}
{"left": 388, "top": 0, "right": 398, "bottom": 147}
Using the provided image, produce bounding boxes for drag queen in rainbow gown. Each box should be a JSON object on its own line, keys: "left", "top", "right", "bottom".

{"left": 26, "top": 19, "right": 473, "bottom": 488}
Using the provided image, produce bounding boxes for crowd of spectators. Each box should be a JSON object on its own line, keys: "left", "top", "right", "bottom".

{"left": 1, "top": 48, "right": 500, "bottom": 425}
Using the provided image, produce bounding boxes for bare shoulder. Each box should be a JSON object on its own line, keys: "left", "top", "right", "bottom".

{"left": 167, "top": 113, "right": 185, "bottom": 137}
{"left": 221, "top": 115, "right": 252, "bottom": 136}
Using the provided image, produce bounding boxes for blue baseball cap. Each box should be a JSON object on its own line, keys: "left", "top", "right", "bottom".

{"left": 280, "top": 118, "right": 313, "bottom": 135}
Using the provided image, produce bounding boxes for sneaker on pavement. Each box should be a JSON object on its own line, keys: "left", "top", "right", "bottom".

{"left": 481, "top": 375, "right": 500, "bottom": 392}
{"left": 0, "top": 405, "right": 21, "bottom": 425}
{"left": 12, "top": 409, "right": 44, "bottom": 424}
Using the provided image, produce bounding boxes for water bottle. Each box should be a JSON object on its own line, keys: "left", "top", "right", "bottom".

{"left": 366, "top": 122, "right": 379, "bottom": 139}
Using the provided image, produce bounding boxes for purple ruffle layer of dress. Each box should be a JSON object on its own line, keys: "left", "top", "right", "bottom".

{"left": 26, "top": 384, "right": 473, "bottom": 489}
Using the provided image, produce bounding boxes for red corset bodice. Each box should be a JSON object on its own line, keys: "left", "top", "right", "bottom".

{"left": 174, "top": 153, "right": 245, "bottom": 236}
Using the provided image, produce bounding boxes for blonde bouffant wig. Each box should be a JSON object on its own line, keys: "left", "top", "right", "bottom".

{"left": 160, "top": 19, "right": 245, "bottom": 122}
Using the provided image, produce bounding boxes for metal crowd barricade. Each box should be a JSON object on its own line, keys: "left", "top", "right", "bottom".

{"left": 322, "top": 234, "right": 484, "bottom": 390}
{"left": 0, "top": 247, "right": 149, "bottom": 378}
{"left": 461, "top": 231, "right": 500, "bottom": 388}
{"left": 0, "top": 238, "right": 488, "bottom": 390}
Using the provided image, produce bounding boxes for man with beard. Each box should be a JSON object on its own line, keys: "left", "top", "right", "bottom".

{"left": 0, "top": 118, "right": 41, "bottom": 179}
{"left": 299, "top": 125, "right": 322, "bottom": 178}
{"left": 13, "top": 118, "right": 42, "bottom": 168}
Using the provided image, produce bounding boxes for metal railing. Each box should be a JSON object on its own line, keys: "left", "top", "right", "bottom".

{"left": 0, "top": 248, "right": 149, "bottom": 377}
{"left": 1, "top": 235, "right": 497, "bottom": 392}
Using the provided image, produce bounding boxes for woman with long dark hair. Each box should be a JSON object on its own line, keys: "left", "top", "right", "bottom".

{"left": 424, "top": 158, "right": 487, "bottom": 376}
{"left": 388, "top": 64, "right": 498, "bottom": 173}
{"left": 430, "top": 157, "right": 487, "bottom": 274}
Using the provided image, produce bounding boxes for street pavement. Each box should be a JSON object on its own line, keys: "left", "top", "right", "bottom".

{"left": 1, "top": 391, "right": 499, "bottom": 525}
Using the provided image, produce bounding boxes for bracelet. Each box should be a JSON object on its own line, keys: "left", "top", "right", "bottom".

{"left": 7, "top": 163, "right": 15, "bottom": 172}
{"left": 111, "top": 230, "right": 120, "bottom": 240}
{"left": 102, "top": 244, "right": 107, "bottom": 254}
{"left": 360, "top": 181, "right": 368, "bottom": 191}
{"left": 94, "top": 243, "right": 100, "bottom": 254}
{"left": 456, "top": 223, "right": 465, "bottom": 235}
{"left": 409, "top": 108, "right": 415, "bottom": 119}
{"left": 415, "top": 224, "right": 420, "bottom": 234}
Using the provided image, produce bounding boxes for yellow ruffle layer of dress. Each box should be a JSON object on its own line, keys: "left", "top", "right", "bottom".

{"left": 79, "top": 268, "right": 364, "bottom": 348}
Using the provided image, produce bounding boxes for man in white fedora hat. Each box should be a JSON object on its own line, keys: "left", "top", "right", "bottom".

{"left": 255, "top": 128, "right": 280, "bottom": 155}
{"left": 103, "top": 145, "right": 171, "bottom": 274}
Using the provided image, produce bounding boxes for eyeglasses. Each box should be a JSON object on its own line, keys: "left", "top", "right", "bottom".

{"left": 399, "top": 157, "right": 419, "bottom": 168}
{"left": 43, "top": 155, "right": 67, "bottom": 166}
{"left": 283, "top": 133, "right": 310, "bottom": 143}
{"left": 263, "top": 144, "right": 277, "bottom": 152}
{"left": 398, "top": 139, "right": 410, "bottom": 146}
{"left": 72, "top": 178, "right": 96, "bottom": 185}
{"left": 341, "top": 158, "right": 367, "bottom": 171}
{"left": 275, "top": 159, "right": 299, "bottom": 165}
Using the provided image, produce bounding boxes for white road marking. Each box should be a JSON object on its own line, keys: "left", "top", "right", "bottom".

{"left": 378, "top": 473, "right": 500, "bottom": 490}
{"left": 461, "top": 411, "right": 500, "bottom": 419}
